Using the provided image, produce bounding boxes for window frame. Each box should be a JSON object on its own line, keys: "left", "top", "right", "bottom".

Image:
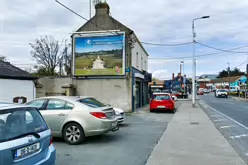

{"left": 26, "top": 99, "right": 47, "bottom": 110}
{"left": 45, "top": 99, "right": 74, "bottom": 111}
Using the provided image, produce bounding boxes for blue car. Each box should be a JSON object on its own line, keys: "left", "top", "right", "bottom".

{"left": 0, "top": 103, "right": 56, "bottom": 165}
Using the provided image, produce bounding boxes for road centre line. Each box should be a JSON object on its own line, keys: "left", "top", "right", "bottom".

{"left": 230, "top": 134, "right": 248, "bottom": 139}
{"left": 205, "top": 105, "right": 248, "bottom": 130}
{"left": 220, "top": 125, "right": 237, "bottom": 129}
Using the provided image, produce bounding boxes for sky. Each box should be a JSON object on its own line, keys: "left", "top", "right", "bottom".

{"left": 75, "top": 35, "right": 124, "bottom": 53}
{"left": 1, "top": 0, "right": 248, "bottom": 80}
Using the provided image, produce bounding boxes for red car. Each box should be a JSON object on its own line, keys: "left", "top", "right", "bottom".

{"left": 171, "top": 91, "right": 182, "bottom": 98}
{"left": 150, "top": 93, "right": 176, "bottom": 113}
{"left": 197, "top": 91, "right": 204, "bottom": 95}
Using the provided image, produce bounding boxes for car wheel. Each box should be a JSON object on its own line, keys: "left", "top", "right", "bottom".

{"left": 63, "top": 122, "right": 85, "bottom": 145}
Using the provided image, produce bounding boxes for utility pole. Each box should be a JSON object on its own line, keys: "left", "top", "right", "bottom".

{"left": 89, "top": 0, "right": 92, "bottom": 19}
{"left": 246, "top": 55, "right": 248, "bottom": 98}
{"left": 192, "top": 16, "right": 210, "bottom": 107}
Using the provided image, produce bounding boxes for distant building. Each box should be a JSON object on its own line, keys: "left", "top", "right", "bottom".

{"left": 0, "top": 61, "right": 37, "bottom": 103}
{"left": 197, "top": 74, "right": 218, "bottom": 89}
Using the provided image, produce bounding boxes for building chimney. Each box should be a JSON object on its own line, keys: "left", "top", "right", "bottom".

{"left": 95, "top": 2, "right": 110, "bottom": 15}
{"left": 172, "top": 73, "right": 175, "bottom": 80}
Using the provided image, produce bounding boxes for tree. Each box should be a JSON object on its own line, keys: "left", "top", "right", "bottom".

{"left": 0, "top": 56, "right": 7, "bottom": 62}
{"left": 29, "top": 36, "right": 70, "bottom": 76}
{"left": 218, "top": 67, "right": 245, "bottom": 78}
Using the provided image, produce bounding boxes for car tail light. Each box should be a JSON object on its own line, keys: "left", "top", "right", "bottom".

{"left": 90, "top": 112, "right": 107, "bottom": 119}
{"left": 49, "top": 130, "right": 53, "bottom": 146}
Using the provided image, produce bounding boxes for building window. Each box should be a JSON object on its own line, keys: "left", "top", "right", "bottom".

{"left": 136, "top": 52, "right": 138, "bottom": 68}
{"left": 144, "top": 60, "right": 147, "bottom": 70}
{"left": 141, "top": 57, "right": 143, "bottom": 69}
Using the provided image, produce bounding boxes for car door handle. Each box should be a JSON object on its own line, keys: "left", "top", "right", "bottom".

{"left": 58, "top": 113, "right": 65, "bottom": 116}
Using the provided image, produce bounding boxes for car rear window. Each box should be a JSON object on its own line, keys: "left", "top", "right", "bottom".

{"left": 0, "top": 107, "right": 49, "bottom": 143}
{"left": 153, "top": 95, "right": 171, "bottom": 100}
{"left": 78, "top": 98, "right": 106, "bottom": 108}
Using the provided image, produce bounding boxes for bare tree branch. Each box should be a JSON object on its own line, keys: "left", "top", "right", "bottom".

{"left": 29, "top": 35, "right": 68, "bottom": 76}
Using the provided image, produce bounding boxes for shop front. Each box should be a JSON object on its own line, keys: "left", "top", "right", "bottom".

{"left": 132, "top": 68, "right": 151, "bottom": 111}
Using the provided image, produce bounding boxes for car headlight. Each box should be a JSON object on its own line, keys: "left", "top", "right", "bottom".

{"left": 115, "top": 111, "right": 121, "bottom": 115}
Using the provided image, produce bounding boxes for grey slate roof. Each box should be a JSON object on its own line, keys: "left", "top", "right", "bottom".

{"left": 0, "top": 61, "right": 37, "bottom": 80}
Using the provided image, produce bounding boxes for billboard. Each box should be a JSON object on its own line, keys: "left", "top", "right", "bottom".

{"left": 73, "top": 32, "right": 125, "bottom": 76}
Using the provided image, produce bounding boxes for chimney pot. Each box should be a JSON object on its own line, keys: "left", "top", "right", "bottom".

{"left": 95, "top": 2, "right": 110, "bottom": 15}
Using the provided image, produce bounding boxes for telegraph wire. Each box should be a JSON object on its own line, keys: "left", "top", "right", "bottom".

{"left": 196, "top": 41, "right": 248, "bottom": 53}
{"left": 148, "top": 44, "right": 248, "bottom": 60}
{"left": 55, "top": 0, "right": 193, "bottom": 47}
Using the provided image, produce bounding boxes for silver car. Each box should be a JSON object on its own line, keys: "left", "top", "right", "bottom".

{"left": 0, "top": 103, "right": 56, "bottom": 165}
{"left": 26, "top": 96, "right": 118, "bottom": 145}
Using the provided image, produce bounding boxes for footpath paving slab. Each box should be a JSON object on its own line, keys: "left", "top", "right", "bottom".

{"left": 145, "top": 101, "right": 246, "bottom": 165}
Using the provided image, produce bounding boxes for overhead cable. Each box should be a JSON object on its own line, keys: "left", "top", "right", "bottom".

{"left": 196, "top": 41, "right": 248, "bottom": 53}
{"left": 55, "top": 0, "right": 193, "bottom": 47}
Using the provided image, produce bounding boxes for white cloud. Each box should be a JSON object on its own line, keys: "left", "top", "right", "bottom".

{"left": 152, "top": 70, "right": 170, "bottom": 80}
{"left": 1, "top": 0, "right": 248, "bottom": 76}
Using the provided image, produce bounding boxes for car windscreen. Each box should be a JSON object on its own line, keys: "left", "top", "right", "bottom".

{"left": 0, "top": 107, "right": 49, "bottom": 143}
{"left": 153, "top": 95, "right": 171, "bottom": 100}
{"left": 78, "top": 98, "right": 106, "bottom": 108}
{"left": 172, "top": 91, "right": 179, "bottom": 94}
{"left": 218, "top": 90, "right": 227, "bottom": 92}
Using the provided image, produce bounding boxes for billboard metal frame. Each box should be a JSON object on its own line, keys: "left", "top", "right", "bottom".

{"left": 72, "top": 31, "right": 126, "bottom": 77}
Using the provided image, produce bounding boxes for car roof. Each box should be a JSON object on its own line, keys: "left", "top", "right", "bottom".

{"left": 33, "top": 96, "right": 93, "bottom": 102}
{"left": 0, "top": 103, "right": 35, "bottom": 111}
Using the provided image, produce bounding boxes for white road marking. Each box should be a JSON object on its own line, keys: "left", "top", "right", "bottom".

{"left": 205, "top": 105, "right": 248, "bottom": 130}
{"left": 210, "top": 115, "right": 222, "bottom": 117}
{"left": 220, "top": 125, "right": 237, "bottom": 129}
{"left": 214, "top": 119, "right": 227, "bottom": 122}
{"left": 230, "top": 134, "right": 248, "bottom": 139}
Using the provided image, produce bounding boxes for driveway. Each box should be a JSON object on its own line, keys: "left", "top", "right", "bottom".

{"left": 54, "top": 111, "right": 174, "bottom": 165}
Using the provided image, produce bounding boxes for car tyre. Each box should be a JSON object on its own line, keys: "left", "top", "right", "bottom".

{"left": 63, "top": 122, "right": 85, "bottom": 145}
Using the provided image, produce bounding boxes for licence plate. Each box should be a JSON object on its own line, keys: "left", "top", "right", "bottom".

{"left": 157, "top": 106, "right": 166, "bottom": 108}
{"left": 15, "top": 143, "right": 40, "bottom": 159}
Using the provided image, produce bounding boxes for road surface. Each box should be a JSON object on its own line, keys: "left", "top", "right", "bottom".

{"left": 199, "top": 93, "right": 248, "bottom": 164}
{"left": 54, "top": 111, "right": 174, "bottom": 165}
{"left": 92, "top": 56, "right": 104, "bottom": 69}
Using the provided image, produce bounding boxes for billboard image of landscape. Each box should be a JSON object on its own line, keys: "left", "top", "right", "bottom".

{"left": 73, "top": 33, "right": 125, "bottom": 76}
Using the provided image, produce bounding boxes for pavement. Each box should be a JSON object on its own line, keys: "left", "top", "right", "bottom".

{"left": 145, "top": 99, "right": 246, "bottom": 165}
{"left": 54, "top": 110, "right": 174, "bottom": 165}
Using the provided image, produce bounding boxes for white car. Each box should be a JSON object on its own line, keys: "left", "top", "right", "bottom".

{"left": 215, "top": 89, "right": 228, "bottom": 98}
{"left": 113, "top": 107, "right": 125, "bottom": 123}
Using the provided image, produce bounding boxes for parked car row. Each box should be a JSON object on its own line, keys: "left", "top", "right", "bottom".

{"left": 0, "top": 96, "right": 126, "bottom": 165}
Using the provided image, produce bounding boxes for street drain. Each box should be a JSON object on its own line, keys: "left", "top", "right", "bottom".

{"left": 190, "top": 122, "right": 199, "bottom": 125}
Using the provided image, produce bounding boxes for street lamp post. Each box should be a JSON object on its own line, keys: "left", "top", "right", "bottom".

{"left": 192, "top": 16, "right": 210, "bottom": 108}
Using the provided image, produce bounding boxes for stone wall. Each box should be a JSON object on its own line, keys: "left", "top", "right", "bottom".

{"left": 36, "top": 77, "right": 132, "bottom": 112}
